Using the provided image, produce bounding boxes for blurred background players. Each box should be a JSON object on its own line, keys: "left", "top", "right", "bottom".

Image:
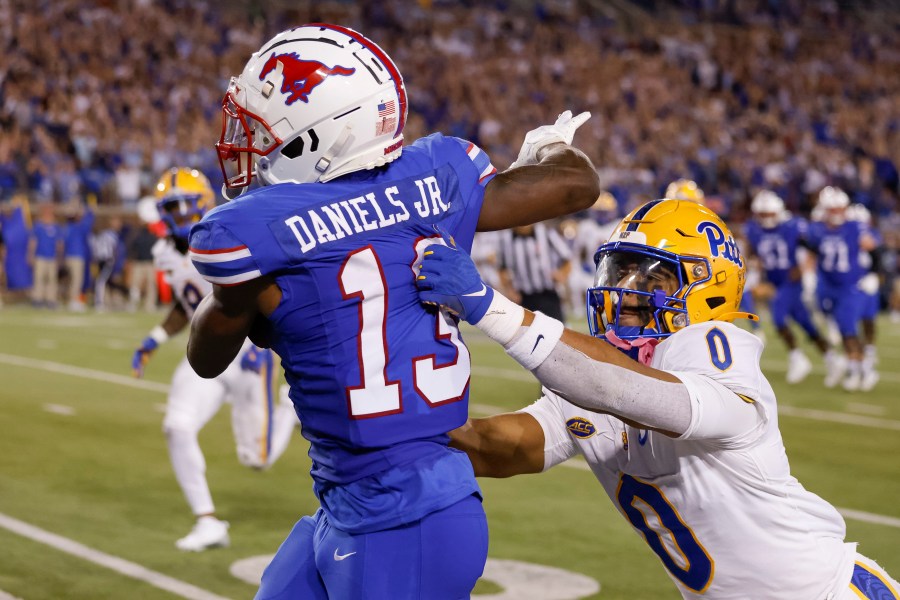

{"left": 125, "top": 197, "right": 161, "bottom": 312}
{"left": 744, "top": 190, "right": 834, "bottom": 384}
{"left": 664, "top": 178, "right": 705, "bottom": 204}
{"left": 132, "top": 167, "right": 296, "bottom": 551}
{"left": 29, "top": 202, "right": 62, "bottom": 308}
{"left": 91, "top": 216, "right": 127, "bottom": 311}
{"left": 807, "top": 186, "right": 878, "bottom": 391}
{"left": 846, "top": 203, "right": 883, "bottom": 390}
{"left": 0, "top": 194, "right": 33, "bottom": 304}
{"left": 498, "top": 222, "right": 573, "bottom": 322}
{"left": 568, "top": 191, "right": 619, "bottom": 318}
{"left": 61, "top": 200, "right": 94, "bottom": 311}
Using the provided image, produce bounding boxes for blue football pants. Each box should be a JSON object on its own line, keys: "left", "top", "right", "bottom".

{"left": 255, "top": 493, "right": 488, "bottom": 600}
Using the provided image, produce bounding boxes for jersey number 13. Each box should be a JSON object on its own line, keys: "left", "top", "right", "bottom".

{"left": 338, "top": 242, "right": 470, "bottom": 419}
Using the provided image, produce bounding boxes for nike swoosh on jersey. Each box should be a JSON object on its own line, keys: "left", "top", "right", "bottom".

{"left": 531, "top": 334, "right": 545, "bottom": 354}
{"left": 462, "top": 283, "right": 488, "bottom": 297}
{"left": 333, "top": 549, "right": 357, "bottom": 561}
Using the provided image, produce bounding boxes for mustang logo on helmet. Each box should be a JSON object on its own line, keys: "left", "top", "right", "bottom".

{"left": 260, "top": 52, "right": 356, "bottom": 105}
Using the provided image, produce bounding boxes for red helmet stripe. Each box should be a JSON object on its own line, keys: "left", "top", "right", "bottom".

{"left": 309, "top": 23, "right": 407, "bottom": 139}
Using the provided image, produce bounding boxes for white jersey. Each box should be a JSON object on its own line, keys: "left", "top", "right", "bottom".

{"left": 524, "top": 322, "right": 855, "bottom": 599}
{"left": 152, "top": 237, "right": 295, "bottom": 475}
{"left": 152, "top": 238, "right": 211, "bottom": 319}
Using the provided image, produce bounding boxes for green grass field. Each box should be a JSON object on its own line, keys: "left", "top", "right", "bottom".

{"left": 0, "top": 306, "right": 898, "bottom": 599}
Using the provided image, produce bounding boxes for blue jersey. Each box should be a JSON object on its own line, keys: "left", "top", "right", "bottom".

{"left": 806, "top": 220, "right": 868, "bottom": 288}
{"left": 744, "top": 217, "right": 806, "bottom": 287}
{"left": 64, "top": 210, "right": 94, "bottom": 259}
{"left": 33, "top": 222, "right": 62, "bottom": 259}
{"left": 189, "top": 134, "right": 496, "bottom": 532}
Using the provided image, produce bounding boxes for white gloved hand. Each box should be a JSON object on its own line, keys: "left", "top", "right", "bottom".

{"left": 509, "top": 110, "right": 591, "bottom": 168}
{"left": 859, "top": 272, "right": 880, "bottom": 295}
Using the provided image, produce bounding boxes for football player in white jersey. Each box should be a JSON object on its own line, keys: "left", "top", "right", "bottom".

{"left": 416, "top": 199, "right": 899, "bottom": 599}
{"left": 132, "top": 168, "right": 297, "bottom": 551}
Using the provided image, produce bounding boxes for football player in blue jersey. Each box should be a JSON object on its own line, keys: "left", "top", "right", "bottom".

{"left": 744, "top": 190, "right": 835, "bottom": 384}
{"left": 806, "top": 187, "right": 878, "bottom": 391}
{"left": 846, "top": 203, "right": 882, "bottom": 391}
{"left": 185, "top": 24, "right": 599, "bottom": 599}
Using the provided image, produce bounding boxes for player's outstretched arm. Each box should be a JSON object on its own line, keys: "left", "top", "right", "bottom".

{"left": 477, "top": 111, "right": 600, "bottom": 231}
{"left": 132, "top": 303, "right": 188, "bottom": 378}
{"left": 418, "top": 245, "right": 691, "bottom": 437}
{"left": 450, "top": 414, "right": 546, "bottom": 478}
{"left": 187, "top": 276, "right": 279, "bottom": 378}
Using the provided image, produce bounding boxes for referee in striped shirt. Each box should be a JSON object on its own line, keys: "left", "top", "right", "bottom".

{"left": 498, "top": 222, "right": 572, "bottom": 322}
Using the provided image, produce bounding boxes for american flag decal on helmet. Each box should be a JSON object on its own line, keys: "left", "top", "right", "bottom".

{"left": 378, "top": 101, "right": 396, "bottom": 116}
{"left": 376, "top": 100, "right": 397, "bottom": 136}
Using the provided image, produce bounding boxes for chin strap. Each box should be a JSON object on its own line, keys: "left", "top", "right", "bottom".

{"left": 604, "top": 330, "right": 661, "bottom": 366}
{"left": 716, "top": 311, "right": 760, "bottom": 323}
{"left": 221, "top": 183, "right": 245, "bottom": 201}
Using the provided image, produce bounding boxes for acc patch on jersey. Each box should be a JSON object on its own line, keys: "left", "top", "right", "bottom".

{"left": 566, "top": 417, "right": 597, "bottom": 439}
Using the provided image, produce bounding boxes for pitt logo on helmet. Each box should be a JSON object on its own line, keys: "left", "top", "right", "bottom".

{"left": 697, "top": 221, "right": 743, "bottom": 267}
{"left": 567, "top": 417, "right": 597, "bottom": 439}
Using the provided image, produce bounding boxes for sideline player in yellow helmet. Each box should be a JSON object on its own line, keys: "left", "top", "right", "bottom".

{"left": 665, "top": 178, "right": 705, "bottom": 204}
{"left": 134, "top": 167, "right": 296, "bottom": 552}
{"left": 414, "top": 199, "right": 899, "bottom": 599}
{"left": 154, "top": 167, "right": 216, "bottom": 246}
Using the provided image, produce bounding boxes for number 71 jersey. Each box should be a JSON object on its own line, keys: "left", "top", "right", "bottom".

{"left": 188, "top": 133, "right": 497, "bottom": 484}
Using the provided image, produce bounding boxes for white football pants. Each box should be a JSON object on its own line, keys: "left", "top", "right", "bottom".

{"left": 163, "top": 341, "right": 297, "bottom": 516}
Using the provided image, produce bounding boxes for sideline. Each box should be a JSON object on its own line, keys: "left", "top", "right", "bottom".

{"left": 0, "top": 512, "right": 232, "bottom": 600}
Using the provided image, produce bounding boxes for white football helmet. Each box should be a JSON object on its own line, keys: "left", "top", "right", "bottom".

{"left": 817, "top": 186, "right": 850, "bottom": 226}
{"left": 217, "top": 23, "right": 408, "bottom": 197}
{"left": 750, "top": 190, "right": 785, "bottom": 229}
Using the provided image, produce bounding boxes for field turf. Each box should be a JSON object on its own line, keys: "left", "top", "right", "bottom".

{"left": 0, "top": 306, "right": 898, "bottom": 599}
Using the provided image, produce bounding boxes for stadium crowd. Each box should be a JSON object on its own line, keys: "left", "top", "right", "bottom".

{"left": 1, "top": 0, "right": 899, "bottom": 315}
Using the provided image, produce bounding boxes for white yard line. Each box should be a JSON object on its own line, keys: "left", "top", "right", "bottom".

{"left": 0, "top": 512, "right": 232, "bottom": 600}
{"left": 3, "top": 353, "right": 899, "bottom": 531}
{"left": 0, "top": 353, "right": 169, "bottom": 393}
{"left": 43, "top": 403, "right": 76, "bottom": 416}
{"left": 845, "top": 402, "right": 888, "bottom": 416}
{"left": 778, "top": 405, "right": 900, "bottom": 431}
{"left": 837, "top": 508, "right": 900, "bottom": 529}
{"left": 0, "top": 589, "right": 23, "bottom": 600}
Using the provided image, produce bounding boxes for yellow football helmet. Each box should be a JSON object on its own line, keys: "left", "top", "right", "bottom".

{"left": 587, "top": 199, "right": 757, "bottom": 340}
{"left": 154, "top": 167, "right": 215, "bottom": 240}
{"left": 665, "top": 179, "right": 705, "bottom": 204}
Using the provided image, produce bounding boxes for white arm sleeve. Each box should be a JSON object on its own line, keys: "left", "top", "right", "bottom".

{"left": 519, "top": 393, "right": 579, "bottom": 471}
{"left": 532, "top": 341, "right": 694, "bottom": 435}
{"left": 673, "top": 370, "right": 767, "bottom": 446}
